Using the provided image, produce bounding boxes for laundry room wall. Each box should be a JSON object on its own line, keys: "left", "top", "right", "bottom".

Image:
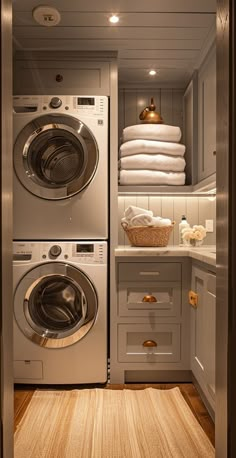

{"left": 118, "top": 195, "right": 216, "bottom": 246}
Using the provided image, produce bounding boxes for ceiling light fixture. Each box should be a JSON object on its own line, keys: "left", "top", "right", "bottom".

{"left": 32, "top": 5, "right": 61, "bottom": 27}
{"left": 109, "top": 15, "right": 119, "bottom": 24}
{"left": 149, "top": 70, "right": 157, "bottom": 76}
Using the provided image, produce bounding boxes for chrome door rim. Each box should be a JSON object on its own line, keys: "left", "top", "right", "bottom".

{"left": 14, "top": 262, "right": 98, "bottom": 348}
{"left": 14, "top": 114, "right": 99, "bottom": 200}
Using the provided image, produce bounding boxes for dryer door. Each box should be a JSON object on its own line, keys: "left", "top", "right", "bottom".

{"left": 13, "top": 114, "right": 98, "bottom": 200}
{"left": 14, "top": 262, "right": 98, "bottom": 348}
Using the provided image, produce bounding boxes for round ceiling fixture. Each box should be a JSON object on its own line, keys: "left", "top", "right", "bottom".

{"left": 149, "top": 70, "right": 157, "bottom": 76}
{"left": 32, "top": 6, "right": 61, "bottom": 27}
{"left": 109, "top": 15, "right": 119, "bottom": 24}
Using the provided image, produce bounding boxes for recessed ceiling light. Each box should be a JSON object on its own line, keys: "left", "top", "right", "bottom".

{"left": 149, "top": 70, "right": 157, "bottom": 76}
{"left": 109, "top": 15, "right": 119, "bottom": 24}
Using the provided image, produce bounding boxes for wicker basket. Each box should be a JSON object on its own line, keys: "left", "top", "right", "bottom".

{"left": 121, "top": 221, "right": 175, "bottom": 247}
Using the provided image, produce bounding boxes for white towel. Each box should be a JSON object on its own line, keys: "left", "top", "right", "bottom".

{"left": 130, "top": 214, "right": 172, "bottom": 227}
{"left": 120, "top": 139, "right": 186, "bottom": 158}
{"left": 119, "top": 170, "right": 186, "bottom": 186}
{"left": 124, "top": 205, "right": 153, "bottom": 221}
{"left": 119, "top": 154, "right": 186, "bottom": 172}
{"left": 122, "top": 124, "right": 182, "bottom": 143}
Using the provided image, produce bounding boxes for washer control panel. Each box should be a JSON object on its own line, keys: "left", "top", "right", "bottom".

{"left": 13, "top": 241, "right": 107, "bottom": 264}
{"left": 13, "top": 95, "right": 108, "bottom": 118}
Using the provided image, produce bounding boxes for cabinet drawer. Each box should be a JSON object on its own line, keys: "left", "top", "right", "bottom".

{"left": 118, "top": 262, "right": 181, "bottom": 282}
{"left": 118, "top": 324, "right": 180, "bottom": 363}
{"left": 118, "top": 282, "right": 181, "bottom": 317}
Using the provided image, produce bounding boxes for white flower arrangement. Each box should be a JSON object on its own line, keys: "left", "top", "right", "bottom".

{"left": 182, "top": 225, "right": 207, "bottom": 242}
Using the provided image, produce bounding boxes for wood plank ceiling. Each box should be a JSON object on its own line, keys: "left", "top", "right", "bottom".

{"left": 13, "top": 0, "right": 216, "bottom": 88}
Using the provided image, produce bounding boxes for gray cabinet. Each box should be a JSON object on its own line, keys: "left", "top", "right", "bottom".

{"left": 197, "top": 45, "right": 216, "bottom": 182}
{"left": 110, "top": 258, "right": 191, "bottom": 383}
{"left": 190, "top": 264, "right": 216, "bottom": 412}
{"left": 14, "top": 51, "right": 116, "bottom": 96}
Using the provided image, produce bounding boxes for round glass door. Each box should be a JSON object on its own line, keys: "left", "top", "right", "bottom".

{"left": 14, "top": 114, "right": 98, "bottom": 200}
{"left": 14, "top": 263, "right": 98, "bottom": 348}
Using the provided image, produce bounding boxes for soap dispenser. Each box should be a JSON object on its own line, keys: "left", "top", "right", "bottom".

{"left": 179, "top": 215, "right": 190, "bottom": 245}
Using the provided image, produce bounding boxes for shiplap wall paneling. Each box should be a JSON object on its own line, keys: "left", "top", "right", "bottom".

{"left": 118, "top": 90, "right": 125, "bottom": 143}
{"left": 186, "top": 197, "right": 199, "bottom": 228}
{"left": 162, "top": 197, "right": 175, "bottom": 245}
{"left": 119, "top": 87, "right": 185, "bottom": 144}
{"left": 149, "top": 196, "right": 162, "bottom": 220}
{"left": 198, "top": 196, "right": 216, "bottom": 245}
{"left": 124, "top": 91, "right": 137, "bottom": 131}
{"left": 118, "top": 195, "right": 216, "bottom": 246}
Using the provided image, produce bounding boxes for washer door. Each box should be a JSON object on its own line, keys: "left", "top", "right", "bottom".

{"left": 14, "top": 263, "right": 98, "bottom": 348}
{"left": 14, "top": 114, "right": 98, "bottom": 200}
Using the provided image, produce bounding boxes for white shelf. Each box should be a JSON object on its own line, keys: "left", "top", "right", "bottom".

{"left": 118, "top": 174, "right": 216, "bottom": 196}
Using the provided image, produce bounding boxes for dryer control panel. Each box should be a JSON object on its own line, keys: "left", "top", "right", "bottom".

{"left": 13, "top": 241, "right": 107, "bottom": 264}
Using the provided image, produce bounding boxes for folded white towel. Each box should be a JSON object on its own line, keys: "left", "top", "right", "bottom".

{"left": 120, "top": 139, "right": 186, "bottom": 158}
{"left": 130, "top": 214, "right": 172, "bottom": 227}
{"left": 119, "top": 154, "right": 186, "bottom": 172}
{"left": 122, "top": 124, "right": 182, "bottom": 143}
{"left": 119, "top": 170, "right": 186, "bottom": 186}
{"left": 124, "top": 205, "right": 153, "bottom": 221}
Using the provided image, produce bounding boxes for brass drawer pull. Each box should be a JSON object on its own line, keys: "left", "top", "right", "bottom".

{"left": 142, "top": 340, "right": 157, "bottom": 347}
{"left": 189, "top": 290, "right": 198, "bottom": 308}
{"left": 142, "top": 295, "right": 157, "bottom": 303}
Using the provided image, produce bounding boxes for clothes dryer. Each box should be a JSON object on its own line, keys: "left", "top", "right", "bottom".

{"left": 13, "top": 95, "right": 108, "bottom": 240}
{"left": 13, "top": 241, "right": 107, "bottom": 384}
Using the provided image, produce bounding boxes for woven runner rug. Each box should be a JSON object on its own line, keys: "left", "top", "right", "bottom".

{"left": 14, "top": 387, "right": 215, "bottom": 458}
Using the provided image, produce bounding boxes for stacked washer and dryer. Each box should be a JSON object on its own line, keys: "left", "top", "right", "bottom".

{"left": 13, "top": 95, "right": 109, "bottom": 384}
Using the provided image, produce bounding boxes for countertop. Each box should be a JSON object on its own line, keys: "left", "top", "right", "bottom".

{"left": 114, "top": 245, "right": 216, "bottom": 268}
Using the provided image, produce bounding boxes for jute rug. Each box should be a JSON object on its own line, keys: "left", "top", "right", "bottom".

{"left": 14, "top": 387, "right": 215, "bottom": 458}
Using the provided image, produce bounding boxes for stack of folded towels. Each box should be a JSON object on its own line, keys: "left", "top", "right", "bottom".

{"left": 119, "top": 124, "right": 186, "bottom": 186}
{"left": 122, "top": 205, "right": 172, "bottom": 227}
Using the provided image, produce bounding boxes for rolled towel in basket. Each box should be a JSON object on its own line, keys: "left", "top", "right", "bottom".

{"left": 124, "top": 205, "right": 153, "bottom": 221}
{"left": 130, "top": 214, "right": 172, "bottom": 227}
{"left": 119, "top": 170, "right": 186, "bottom": 186}
{"left": 119, "top": 154, "right": 186, "bottom": 172}
{"left": 120, "top": 139, "right": 186, "bottom": 158}
{"left": 122, "top": 124, "right": 182, "bottom": 143}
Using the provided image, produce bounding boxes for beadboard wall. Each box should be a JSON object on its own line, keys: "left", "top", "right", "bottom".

{"left": 118, "top": 195, "right": 216, "bottom": 246}
{"left": 118, "top": 88, "right": 184, "bottom": 143}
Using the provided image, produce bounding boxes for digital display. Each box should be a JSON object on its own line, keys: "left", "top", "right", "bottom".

{"left": 77, "top": 97, "right": 95, "bottom": 106}
{"left": 76, "top": 244, "right": 94, "bottom": 253}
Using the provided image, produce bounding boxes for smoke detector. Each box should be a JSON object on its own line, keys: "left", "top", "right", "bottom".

{"left": 32, "top": 5, "right": 61, "bottom": 27}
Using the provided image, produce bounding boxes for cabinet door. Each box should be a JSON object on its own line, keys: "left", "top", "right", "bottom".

{"left": 191, "top": 266, "right": 216, "bottom": 410}
{"left": 198, "top": 46, "right": 216, "bottom": 181}
{"left": 190, "top": 267, "right": 206, "bottom": 381}
{"left": 204, "top": 273, "right": 216, "bottom": 403}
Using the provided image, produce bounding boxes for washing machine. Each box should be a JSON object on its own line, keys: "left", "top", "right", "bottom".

{"left": 13, "top": 241, "right": 107, "bottom": 384}
{"left": 13, "top": 95, "right": 108, "bottom": 240}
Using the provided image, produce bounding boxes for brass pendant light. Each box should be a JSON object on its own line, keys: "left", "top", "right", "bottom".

{"left": 139, "top": 97, "right": 163, "bottom": 124}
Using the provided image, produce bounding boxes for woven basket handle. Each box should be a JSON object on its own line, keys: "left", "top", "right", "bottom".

{"left": 121, "top": 221, "right": 129, "bottom": 231}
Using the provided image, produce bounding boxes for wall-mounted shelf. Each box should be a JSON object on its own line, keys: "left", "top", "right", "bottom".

{"left": 118, "top": 174, "right": 216, "bottom": 196}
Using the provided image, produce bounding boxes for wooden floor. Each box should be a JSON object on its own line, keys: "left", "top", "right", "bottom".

{"left": 14, "top": 382, "right": 215, "bottom": 447}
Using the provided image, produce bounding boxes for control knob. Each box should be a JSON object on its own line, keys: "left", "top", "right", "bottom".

{"left": 49, "top": 97, "right": 62, "bottom": 109}
{"left": 49, "top": 245, "right": 62, "bottom": 258}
